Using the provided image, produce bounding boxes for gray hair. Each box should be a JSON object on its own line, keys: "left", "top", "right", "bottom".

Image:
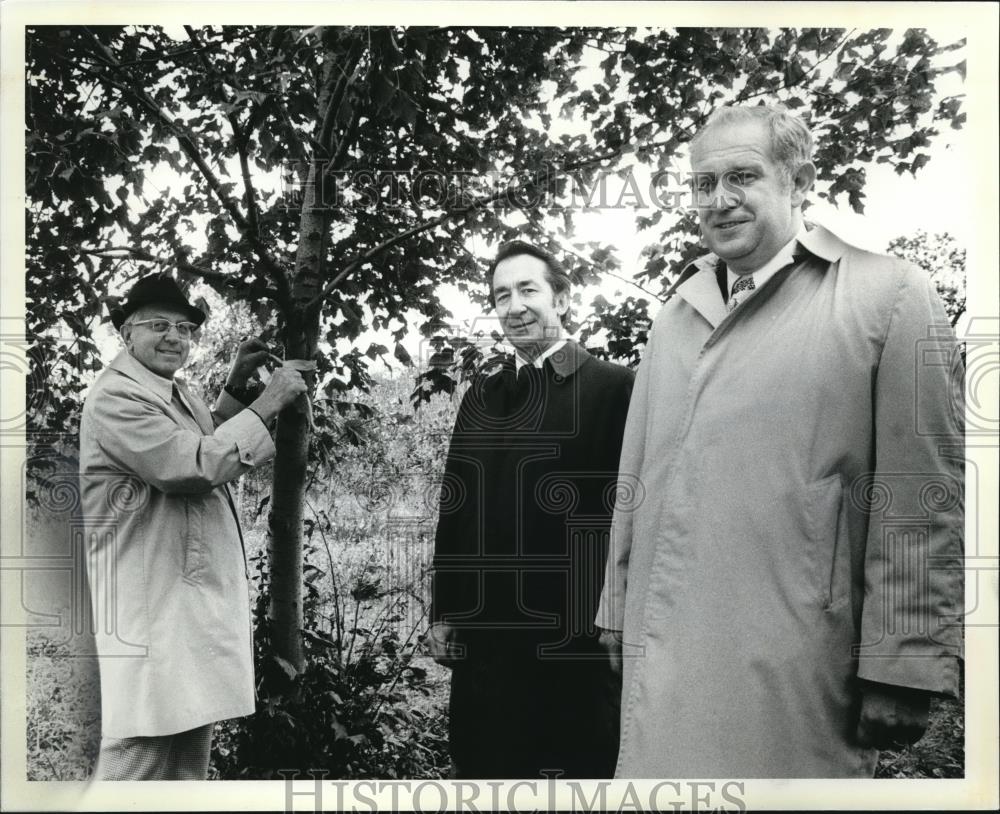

{"left": 691, "top": 104, "right": 814, "bottom": 182}
{"left": 119, "top": 311, "right": 138, "bottom": 340}
{"left": 120, "top": 305, "right": 171, "bottom": 338}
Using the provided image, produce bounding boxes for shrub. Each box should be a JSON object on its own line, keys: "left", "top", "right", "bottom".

{"left": 211, "top": 545, "right": 449, "bottom": 779}
{"left": 26, "top": 631, "right": 100, "bottom": 781}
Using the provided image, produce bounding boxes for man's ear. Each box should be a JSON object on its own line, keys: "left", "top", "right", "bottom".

{"left": 554, "top": 291, "right": 570, "bottom": 317}
{"left": 120, "top": 325, "right": 133, "bottom": 350}
{"left": 790, "top": 161, "right": 816, "bottom": 208}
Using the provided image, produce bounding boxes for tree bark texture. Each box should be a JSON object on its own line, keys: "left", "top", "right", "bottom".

{"left": 268, "top": 385, "right": 311, "bottom": 672}
{"left": 265, "top": 48, "right": 338, "bottom": 673}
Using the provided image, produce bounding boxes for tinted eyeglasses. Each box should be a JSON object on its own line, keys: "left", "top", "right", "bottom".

{"left": 129, "top": 319, "right": 200, "bottom": 339}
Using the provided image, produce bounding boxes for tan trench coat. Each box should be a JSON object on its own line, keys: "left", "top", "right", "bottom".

{"left": 597, "top": 224, "right": 964, "bottom": 777}
{"left": 80, "top": 351, "right": 275, "bottom": 738}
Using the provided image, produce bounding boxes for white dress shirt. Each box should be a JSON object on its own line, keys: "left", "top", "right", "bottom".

{"left": 514, "top": 338, "right": 568, "bottom": 372}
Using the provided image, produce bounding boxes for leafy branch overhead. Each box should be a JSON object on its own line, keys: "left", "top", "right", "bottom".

{"left": 27, "top": 25, "right": 964, "bottom": 437}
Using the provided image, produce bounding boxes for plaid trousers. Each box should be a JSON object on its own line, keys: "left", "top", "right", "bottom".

{"left": 92, "top": 723, "right": 214, "bottom": 781}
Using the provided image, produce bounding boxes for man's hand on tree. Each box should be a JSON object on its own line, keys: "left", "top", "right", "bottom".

{"left": 598, "top": 628, "right": 624, "bottom": 677}
{"left": 250, "top": 368, "right": 307, "bottom": 424}
{"left": 227, "top": 338, "right": 271, "bottom": 388}
{"left": 855, "top": 682, "right": 931, "bottom": 749}
{"left": 428, "top": 622, "right": 462, "bottom": 668}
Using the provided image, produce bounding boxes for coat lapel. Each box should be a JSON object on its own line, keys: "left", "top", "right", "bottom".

{"left": 174, "top": 379, "right": 215, "bottom": 434}
{"left": 671, "top": 222, "right": 848, "bottom": 332}
{"left": 676, "top": 264, "right": 728, "bottom": 329}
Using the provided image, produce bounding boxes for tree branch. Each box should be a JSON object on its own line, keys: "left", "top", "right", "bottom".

{"left": 557, "top": 239, "right": 667, "bottom": 304}
{"left": 82, "top": 33, "right": 249, "bottom": 229}
{"left": 258, "top": 29, "right": 324, "bottom": 177}
{"left": 81, "top": 29, "right": 294, "bottom": 312}
{"left": 79, "top": 246, "right": 279, "bottom": 299}
{"left": 736, "top": 28, "right": 858, "bottom": 105}
{"left": 318, "top": 37, "right": 365, "bottom": 157}
{"left": 183, "top": 25, "right": 261, "bottom": 237}
{"left": 581, "top": 41, "right": 627, "bottom": 55}
{"left": 302, "top": 169, "right": 556, "bottom": 315}
{"left": 304, "top": 145, "right": 650, "bottom": 314}
{"left": 330, "top": 109, "right": 361, "bottom": 172}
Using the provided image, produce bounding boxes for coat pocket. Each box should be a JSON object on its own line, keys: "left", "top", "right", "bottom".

{"left": 182, "top": 496, "right": 205, "bottom": 584}
{"left": 804, "top": 474, "right": 849, "bottom": 609}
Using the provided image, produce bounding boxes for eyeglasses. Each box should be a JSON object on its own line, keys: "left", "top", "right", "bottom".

{"left": 129, "top": 319, "right": 200, "bottom": 339}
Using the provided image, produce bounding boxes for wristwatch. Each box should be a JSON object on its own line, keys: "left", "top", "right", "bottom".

{"left": 224, "top": 381, "right": 256, "bottom": 406}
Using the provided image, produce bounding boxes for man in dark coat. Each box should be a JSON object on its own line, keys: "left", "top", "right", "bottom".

{"left": 428, "top": 241, "right": 635, "bottom": 779}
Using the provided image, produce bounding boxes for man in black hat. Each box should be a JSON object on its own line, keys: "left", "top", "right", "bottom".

{"left": 80, "top": 273, "right": 306, "bottom": 780}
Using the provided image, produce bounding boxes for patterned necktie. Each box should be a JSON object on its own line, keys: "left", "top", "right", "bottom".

{"left": 727, "top": 274, "right": 756, "bottom": 312}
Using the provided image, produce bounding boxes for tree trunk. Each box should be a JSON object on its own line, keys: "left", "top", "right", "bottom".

{"left": 266, "top": 262, "right": 324, "bottom": 672}
{"left": 267, "top": 381, "right": 311, "bottom": 672}
{"left": 265, "top": 48, "right": 338, "bottom": 673}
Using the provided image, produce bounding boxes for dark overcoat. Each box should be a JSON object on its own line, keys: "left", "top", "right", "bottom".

{"left": 432, "top": 340, "right": 634, "bottom": 778}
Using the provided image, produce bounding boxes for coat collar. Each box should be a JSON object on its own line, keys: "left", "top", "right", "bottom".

{"left": 544, "top": 338, "right": 591, "bottom": 379}
{"left": 796, "top": 221, "right": 849, "bottom": 263}
{"left": 108, "top": 350, "right": 178, "bottom": 402}
{"left": 493, "top": 338, "right": 591, "bottom": 385}
{"left": 670, "top": 222, "right": 849, "bottom": 328}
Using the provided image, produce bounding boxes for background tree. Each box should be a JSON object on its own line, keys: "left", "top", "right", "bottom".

{"left": 26, "top": 25, "right": 965, "bottom": 680}
{"left": 888, "top": 230, "right": 966, "bottom": 326}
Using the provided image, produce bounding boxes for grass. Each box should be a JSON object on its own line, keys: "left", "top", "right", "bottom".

{"left": 874, "top": 693, "right": 965, "bottom": 778}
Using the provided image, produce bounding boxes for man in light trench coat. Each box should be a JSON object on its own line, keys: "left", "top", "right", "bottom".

{"left": 597, "top": 104, "right": 964, "bottom": 777}
{"left": 80, "top": 273, "right": 306, "bottom": 780}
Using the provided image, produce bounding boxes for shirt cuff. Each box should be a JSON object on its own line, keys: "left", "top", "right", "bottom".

{"left": 595, "top": 594, "right": 625, "bottom": 633}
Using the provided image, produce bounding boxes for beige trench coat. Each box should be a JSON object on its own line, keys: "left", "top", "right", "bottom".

{"left": 80, "top": 351, "right": 275, "bottom": 738}
{"left": 597, "top": 224, "right": 964, "bottom": 777}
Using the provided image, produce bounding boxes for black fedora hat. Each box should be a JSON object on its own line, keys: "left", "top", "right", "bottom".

{"left": 111, "top": 273, "right": 207, "bottom": 330}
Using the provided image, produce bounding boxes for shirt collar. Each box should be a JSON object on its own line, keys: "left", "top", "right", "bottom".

{"left": 514, "top": 337, "right": 568, "bottom": 372}
{"left": 507, "top": 338, "right": 590, "bottom": 379}
{"left": 108, "top": 350, "right": 178, "bottom": 402}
